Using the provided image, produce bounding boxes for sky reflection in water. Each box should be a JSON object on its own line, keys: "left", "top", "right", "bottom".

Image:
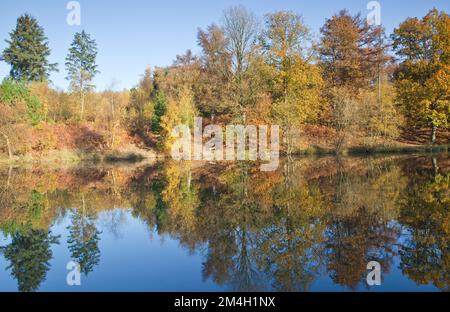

{"left": 0, "top": 155, "right": 448, "bottom": 292}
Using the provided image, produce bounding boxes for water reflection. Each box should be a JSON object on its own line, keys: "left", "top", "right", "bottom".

{"left": 0, "top": 155, "right": 448, "bottom": 291}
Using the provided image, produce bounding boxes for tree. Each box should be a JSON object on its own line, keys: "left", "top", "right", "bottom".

{"left": 1, "top": 229, "right": 59, "bottom": 292}
{"left": 65, "top": 30, "right": 99, "bottom": 121}
{"left": 160, "top": 86, "right": 197, "bottom": 152}
{"left": 319, "top": 10, "right": 387, "bottom": 92}
{"left": 318, "top": 10, "right": 393, "bottom": 149}
{"left": 2, "top": 14, "right": 57, "bottom": 82}
{"left": 197, "top": 24, "right": 233, "bottom": 117}
{"left": 328, "top": 87, "right": 358, "bottom": 152}
{"left": 222, "top": 6, "right": 259, "bottom": 122}
{"left": 223, "top": 6, "right": 258, "bottom": 80}
{"left": 262, "top": 11, "right": 323, "bottom": 155}
{"left": 358, "top": 83, "right": 404, "bottom": 143}
{"left": 127, "top": 68, "right": 154, "bottom": 135}
{"left": 151, "top": 90, "right": 166, "bottom": 134}
{"left": 392, "top": 9, "right": 450, "bottom": 144}
{"left": 67, "top": 207, "right": 101, "bottom": 276}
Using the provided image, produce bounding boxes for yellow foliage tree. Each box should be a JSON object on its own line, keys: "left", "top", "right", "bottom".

{"left": 262, "top": 11, "right": 324, "bottom": 154}
{"left": 160, "top": 86, "right": 198, "bottom": 152}
{"left": 392, "top": 9, "right": 450, "bottom": 143}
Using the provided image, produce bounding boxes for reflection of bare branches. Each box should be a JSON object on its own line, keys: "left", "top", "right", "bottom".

{"left": 99, "top": 208, "right": 127, "bottom": 239}
{"left": 229, "top": 229, "right": 265, "bottom": 291}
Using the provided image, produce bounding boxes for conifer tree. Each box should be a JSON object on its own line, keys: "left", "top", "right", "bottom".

{"left": 65, "top": 30, "right": 99, "bottom": 120}
{"left": 3, "top": 14, "right": 57, "bottom": 82}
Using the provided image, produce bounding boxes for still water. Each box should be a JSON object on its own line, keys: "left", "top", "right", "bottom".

{"left": 0, "top": 155, "right": 448, "bottom": 292}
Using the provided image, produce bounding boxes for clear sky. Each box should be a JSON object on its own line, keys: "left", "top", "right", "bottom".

{"left": 1, "top": 0, "right": 449, "bottom": 91}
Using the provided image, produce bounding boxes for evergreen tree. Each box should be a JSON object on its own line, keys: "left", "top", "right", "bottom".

{"left": 65, "top": 30, "right": 99, "bottom": 120}
{"left": 2, "top": 14, "right": 57, "bottom": 82}
{"left": 151, "top": 91, "right": 167, "bottom": 134}
{"left": 67, "top": 209, "right": 101, "bottom": 276}
{"left": 1, "top": 229, "right": 59, "bottom": 292}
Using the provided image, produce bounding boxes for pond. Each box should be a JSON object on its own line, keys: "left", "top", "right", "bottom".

{"left": 0, "top": 154, "right": 448, "bottom": 292}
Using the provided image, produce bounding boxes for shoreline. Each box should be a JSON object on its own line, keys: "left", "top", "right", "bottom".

{"left": 0, "top": 144, "right": 448, "bottom": 167}
{"left": 293, "top": 144, "right": 450, "bottom": 156}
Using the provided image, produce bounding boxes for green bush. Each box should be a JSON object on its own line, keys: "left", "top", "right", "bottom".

{"left": 0, "top": 78, "right": 29, "bottom": 105}
{"left": 0, "top": 79, "right": 43, "bottom": 125}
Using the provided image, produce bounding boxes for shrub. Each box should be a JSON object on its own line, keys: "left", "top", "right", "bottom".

{"left": 0, "top": 79, "right": 44, "bottom": 125}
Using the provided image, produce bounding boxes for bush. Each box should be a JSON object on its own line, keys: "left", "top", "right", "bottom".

{"left": 0, "top": 79, "right": 44, "bottom": 125}
{"left": 0, "top": 78, "right": 30, "bottom": 105}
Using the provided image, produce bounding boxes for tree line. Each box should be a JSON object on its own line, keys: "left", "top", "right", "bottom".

{"left": 0, "top": 7, "right": 449, "bottom": 160}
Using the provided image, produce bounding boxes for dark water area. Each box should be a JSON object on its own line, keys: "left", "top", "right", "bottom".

{"left": 0, "top": 154, "right": 448, "bottom": 292}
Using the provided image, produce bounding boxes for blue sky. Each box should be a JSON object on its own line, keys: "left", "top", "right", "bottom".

{"left": 1, "top": 0, "right": 449, "bottom": 91}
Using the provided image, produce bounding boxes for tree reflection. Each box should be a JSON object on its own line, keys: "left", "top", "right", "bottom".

{"left": 256, "top": 160, "right": 326, "bottom": 291}
{"left": 399, "top": 157, "right": 450, "bottom": 290}
{"left": 1, "top": 229, "right": 59, "bottom": 292}
{"left": 0, "top": 155, "right": 449, "bottom": 291}
{"left": 322, "top": 158, "right": 403, "bottom": 289}
{"left": 67, "top": 200, "right": 101, "bottom": 276}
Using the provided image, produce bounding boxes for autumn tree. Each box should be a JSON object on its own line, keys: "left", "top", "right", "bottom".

{"left": 153, "top": 50, "right": 201, "bottom": 100}
{"left": 2, "top": 14, "right": 57, "bottom": 82}
{"left": 196, "top": 24, "right": 233, "bottom": 117}
{"left": 65, "top": 30, "right": 99, "bottom": 121}
{"left": 392, "top": 9, "right": 450, "bottom": 144}
{"left": 151, "top": 51, "right": 200, "bottom": 138}
{"left": 151, "top": 51, "right": 202, "bottom": 149}
{"left": 95, "top": 82, "right": 129, "bottom": 148}
{"left": 222, "top": 6, "right": 259, "bottom": 122}
{"left": 319, "top": 10, "right": 387, "bottom": 92}
{"left": 262, "top": 11, "right": 323, "bottom": 154}
{"left": 319, "top": 10, "right": 394, "bottom": 150}
{"left": 358, "top": 84, "right": 404, "bottom": 143}
{"left": 127, "top": 68, "right": 154, "bottom": 136}
{"left": 160, "top": 86, "right": 198, "bottom": 152}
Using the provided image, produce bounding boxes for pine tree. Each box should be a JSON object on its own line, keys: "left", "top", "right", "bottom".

{"left": 67, "top": 209, "right": 101, "bottom": 276}
{"left": 1, "top": 229, "right": 59, "bottom": 292}
{"left": 2, "top": 14, "right": 57, "bottom": 82}
{"left": 151, "top": 91, "right": 167, "bottom": 134}
{"left": 65, "top": 30, "right": 99, "bottom": 120}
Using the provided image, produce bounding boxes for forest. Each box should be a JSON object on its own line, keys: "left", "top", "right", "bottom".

{"left": 0, "top": 6, "right": 449, "bottom": 163}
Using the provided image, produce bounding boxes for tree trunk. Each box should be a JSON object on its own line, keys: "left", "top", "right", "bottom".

{"left": 7, "top": 165, "right": 12, "bottom": 187}
{"left": 432, "top": 157, "right": 438, "bottom": 177}
{"left": 2, "top": 133, "right": 13, "bottom": 161}
{"left": 80, "top": 91, "right": 85, "bottom": 121}
{"left": 431, "top": 124, "right": 437, "bottom": 144}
